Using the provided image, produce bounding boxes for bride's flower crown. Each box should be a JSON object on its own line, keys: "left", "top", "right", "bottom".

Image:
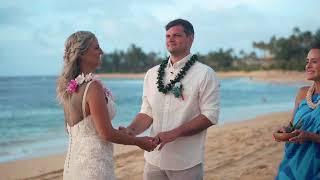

{"left": 66, "top": 73, "right": 114, "bottom": 100}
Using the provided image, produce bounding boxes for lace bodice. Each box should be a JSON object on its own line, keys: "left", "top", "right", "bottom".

{"left": 63, "top": 80, "right": 116, "bottom": 180}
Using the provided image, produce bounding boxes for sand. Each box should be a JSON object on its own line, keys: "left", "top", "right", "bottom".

{"left": 97, "top": 70, "right": 309, "bottom": 84}
{"left": 0, "top": 111, "right": 292, "bottom": 180}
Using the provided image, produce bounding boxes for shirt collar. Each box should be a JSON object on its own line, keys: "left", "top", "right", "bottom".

{"left": 168, "top": 54, "right": 192, "bottom": 69}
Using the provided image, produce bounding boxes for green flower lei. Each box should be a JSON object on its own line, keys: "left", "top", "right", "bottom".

{"left": 156, "top": 54, "right": 197, "bottom": 95}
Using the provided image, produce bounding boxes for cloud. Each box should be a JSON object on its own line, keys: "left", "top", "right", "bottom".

{"left": 0, "top": 0, "right": 319, "bottom": 76}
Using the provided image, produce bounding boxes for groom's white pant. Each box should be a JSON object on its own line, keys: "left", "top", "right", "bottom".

{"left": 143, "top": 162, "right": 203, "bottom": 180}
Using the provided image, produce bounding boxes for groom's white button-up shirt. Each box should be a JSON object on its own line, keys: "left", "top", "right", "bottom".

{"left": 140, "top": 54, "right": 220, "bottom": 170}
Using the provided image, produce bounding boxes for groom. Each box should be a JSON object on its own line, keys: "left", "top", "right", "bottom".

{"left": 120, "top": 18, "right": 220, "bottom": 180}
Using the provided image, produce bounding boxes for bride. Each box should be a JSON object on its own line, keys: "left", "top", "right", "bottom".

{"left": 56, "top": 31, "right": 158, "bottom": 180}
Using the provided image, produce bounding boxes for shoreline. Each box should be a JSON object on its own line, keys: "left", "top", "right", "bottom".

{"left": 0, "top": 111, "right": 291, "bottom": 180}
{"left": 97, "top": 70, "right": 309, "bottom": 84}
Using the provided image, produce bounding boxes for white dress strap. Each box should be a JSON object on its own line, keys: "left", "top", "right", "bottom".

{"left": 82, "top": 80, "right": 95, "bottom": 118}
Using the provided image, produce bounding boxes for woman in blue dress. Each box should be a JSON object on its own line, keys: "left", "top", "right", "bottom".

{"left": 276, "top": 44, "right": 320, "bottom": 180}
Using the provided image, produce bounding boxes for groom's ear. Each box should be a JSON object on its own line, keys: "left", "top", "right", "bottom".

{"left": 187, "top": 34, "right": 194, "bottom": 47}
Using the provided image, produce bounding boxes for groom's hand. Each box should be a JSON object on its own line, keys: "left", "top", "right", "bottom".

{"left": 154, "top": 130, "right": 179, "bottom": 150}
{"left": 118, "top": 126, "right": 135, "bottom": 136}
{"left": 136, "top": 136, "right": 158, "bottom": 152}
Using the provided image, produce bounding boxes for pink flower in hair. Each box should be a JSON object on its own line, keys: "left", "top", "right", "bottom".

{"left": 67, "top": 79, "right": 78, "bottom": 93}
{"left": 103, "top": 87, "right": 114, "bottom": 99}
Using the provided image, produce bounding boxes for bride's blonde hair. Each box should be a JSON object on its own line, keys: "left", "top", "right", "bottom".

{"left": 56, "top": 31, "right": 96, "bottom": 104}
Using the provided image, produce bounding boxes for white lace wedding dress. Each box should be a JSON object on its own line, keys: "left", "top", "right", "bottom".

{"left": 63, "top": 81, "right": 116, "bottom": 180}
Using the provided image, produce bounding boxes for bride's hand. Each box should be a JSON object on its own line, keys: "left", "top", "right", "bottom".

{"left": 136, "top": 136, "right": 158, "bottom": 152}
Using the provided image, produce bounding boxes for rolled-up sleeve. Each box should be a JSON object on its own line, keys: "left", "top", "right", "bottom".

{"left": 140, "top": 70, "right": 153, "bottom": 118}
{"left": 199, "top": 69, "right": 220, "bottom": 124}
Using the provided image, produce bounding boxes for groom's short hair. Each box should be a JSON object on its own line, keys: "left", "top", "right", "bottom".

{"left": 165, "top": 19, "right": 194, "bottom": 36}
{"left": 311, "top": 42, "right": 320, "bottom": 50}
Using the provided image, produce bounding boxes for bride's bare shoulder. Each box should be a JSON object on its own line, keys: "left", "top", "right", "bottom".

{"left": 86, "top": 80, "right": 104, "bottom": 94}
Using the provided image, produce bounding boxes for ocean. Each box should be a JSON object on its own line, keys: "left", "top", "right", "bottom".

{"left": 0, "top": 76, "right": 304, "bottom": 163}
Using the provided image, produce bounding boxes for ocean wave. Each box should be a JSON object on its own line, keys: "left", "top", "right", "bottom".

{"left": 0, "top": 77, "right": 303, "bottom": 163}
{"left": 0, "top": 108, "right": 62, "bottom": 119}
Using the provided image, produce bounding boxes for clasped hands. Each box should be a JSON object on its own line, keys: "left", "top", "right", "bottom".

{"left": 275, "top": 126, "right": 311, "bottom": 144}
{"left": 119, "top": 126, "right": 179, "bottom": 151}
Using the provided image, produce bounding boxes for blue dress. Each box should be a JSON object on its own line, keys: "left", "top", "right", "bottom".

{"left": 276, "top": 94, "right": 320, "bottom": 180}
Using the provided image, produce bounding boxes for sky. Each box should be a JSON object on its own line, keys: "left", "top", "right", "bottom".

{"left": 0, "top": 0, "right": 319, "bottom": 76}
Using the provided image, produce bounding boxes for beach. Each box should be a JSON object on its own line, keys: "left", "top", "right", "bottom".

{"left": 1, "top": 111, "right": 290, "bottom": 180}
{"left": 0, "top": 70, "right": 309, "bottom": 180}
{"left": 97, "top": 70, "right": 308, "bottom": 83}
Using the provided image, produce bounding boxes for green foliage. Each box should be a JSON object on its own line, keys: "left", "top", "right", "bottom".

{"left": 200, "top": 48, "right": 236, "bottom": 71}
{"left": 97, "top": 27, "right": 319, "bottom": 73}
{"left": 96, "top": 44, "right": 162, "bottom": 73}
{"left": 252, "top": 27, "right": 319, "bottom": 70}
{"left": 285, "top": 118, "right": 303, "bottom": 133}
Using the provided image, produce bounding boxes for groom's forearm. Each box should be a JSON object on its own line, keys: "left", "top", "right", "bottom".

{"left": 127, "top": 113, "right": 153, "bottom": 136}
{"left": 174, "top": 114, "right": 213, "bottom": 137}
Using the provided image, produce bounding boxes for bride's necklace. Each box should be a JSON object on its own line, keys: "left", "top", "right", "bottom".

{"left": 306, "top": 83, "right": 320, "bottom": 109}
{"left": 156, "top": 54, "right": 197, "bottom": 99}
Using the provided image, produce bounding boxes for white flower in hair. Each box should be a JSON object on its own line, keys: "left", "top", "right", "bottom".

{"left": 67, "top": 73, "right": 96, "bottom": 94}
{"left": 85, "top": 73, "right": 95, "bottom": 82}
{"left": 75, "top": 73, "right": 85, "bottom": 84}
